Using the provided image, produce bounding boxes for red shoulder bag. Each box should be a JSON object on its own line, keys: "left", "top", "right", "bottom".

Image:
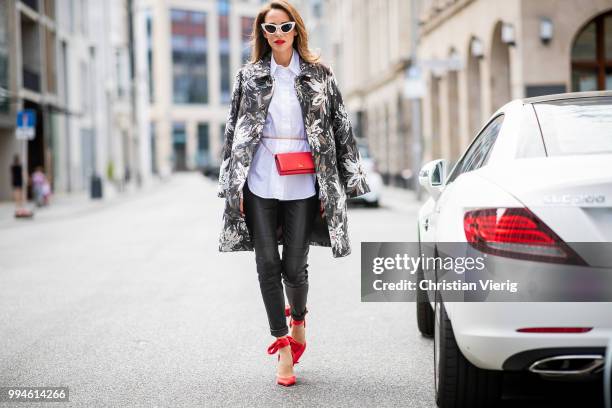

{"left": 260, "top": 138, "right": 315, "bottom": 176}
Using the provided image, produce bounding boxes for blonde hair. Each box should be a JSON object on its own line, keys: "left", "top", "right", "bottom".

{"left": 248, "top": 0, "right": 320, "bottom": 64}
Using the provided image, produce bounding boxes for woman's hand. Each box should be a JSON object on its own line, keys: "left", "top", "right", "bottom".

{"left": 240, "top": 195, "right": 244, "bottom": 216}
{"left": 319, "top": 200, "right": 325, "bottom": 218}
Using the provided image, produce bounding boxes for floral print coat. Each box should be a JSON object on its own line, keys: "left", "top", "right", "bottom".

{"left": 217, "top": 50, "right": 371, "bottom": 258}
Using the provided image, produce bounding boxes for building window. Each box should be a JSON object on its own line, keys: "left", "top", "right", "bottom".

{"left": 150, "top": 122, "right": 158, "bottom": 174}
{"left": 45, "top": 28, "right": 57, "bottom": 94}
{"left": 145, "top": 9, "right": 154, "bottom": 103}
{"left": 80, "top": 61, "right": 88, "bottom": 113}
{"left": 22, "top": 0, "right": 38, "bottom": 12}
{"left": 172, "top": 122, "right": 187, "bottom": 171}
{"left": 219, "top": 0, "right": 230, "bottom": 104}
{"left": 571, "top": 12, "right": 612, "bottom": 91}
{"left": 21, "top": 14, "right": 41, "bottom": 92}
{"left": 171, "top": 9, "right": 208, "bottom": 104}
{"left": 0, "top": 0, "right": 9, "bottom": 113}
{"left": 80, "top": 0, "right": 88, "bottom": 36}
{"left": 241, "top": 16, "right": 255, "bottom": 64}
{"left": 196, "top": 123, "right": 210, "bottom": 168}
{"left": 44, "top": 0, "right": 56, "bottom": 20}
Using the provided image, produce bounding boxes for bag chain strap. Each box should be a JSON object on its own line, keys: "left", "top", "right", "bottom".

{"left": 259, "top": 135, "right": 307, "bottom": 156}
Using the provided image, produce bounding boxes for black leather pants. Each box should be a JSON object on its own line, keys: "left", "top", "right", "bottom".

{"left": 243, "top": 180, "right": 319, "bottom": 337}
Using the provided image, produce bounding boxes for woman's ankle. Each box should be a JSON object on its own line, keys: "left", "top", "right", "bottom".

{"left": 277, "top": 346, "right": 294, "bottom": 375}
{"left": 290, "top": 324, "right": 306, "bottom": 343}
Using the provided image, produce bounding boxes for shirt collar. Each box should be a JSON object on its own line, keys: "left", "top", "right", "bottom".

{"left": 270, "top": 49, "right": 301, "bottom": 77}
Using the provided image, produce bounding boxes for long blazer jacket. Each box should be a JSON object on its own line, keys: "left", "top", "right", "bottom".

{"left": 217, "top": 50, "right": 371, "bottom": 258}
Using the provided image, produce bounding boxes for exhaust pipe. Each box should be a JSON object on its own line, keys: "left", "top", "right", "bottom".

{"left": 529, "top": 354, "right": 604, "bottom": 378}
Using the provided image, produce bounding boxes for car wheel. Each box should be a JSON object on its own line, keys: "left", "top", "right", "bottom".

{"left": 416, "top": 265, "right": 434, "bottom": 337}
{"left": 434, "top": 293, "right": 502, "bottom": 408}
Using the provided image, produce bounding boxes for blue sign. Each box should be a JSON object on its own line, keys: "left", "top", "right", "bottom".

{"left": 16, "top": 109, "right": 36, "bottom": 140}
{"left": 17, "top": 109, "right": 36, "bottom": 128}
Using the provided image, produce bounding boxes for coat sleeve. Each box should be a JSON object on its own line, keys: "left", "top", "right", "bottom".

{"left": 217, "top": 68, "right": 244, "bottom": 198}
{"left": 328, "top": 71, "right": 371, "bottom": 198}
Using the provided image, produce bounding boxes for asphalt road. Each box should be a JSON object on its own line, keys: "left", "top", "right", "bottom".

{"left": 1, "top": 173, "right": 606, "bottom": 407}
{"left": 0, "top": 173, "right": 435, "bottom": 407}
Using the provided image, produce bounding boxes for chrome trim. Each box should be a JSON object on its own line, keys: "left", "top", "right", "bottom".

{"left": 528, "top": 354, "right": 604, "bottom": 377}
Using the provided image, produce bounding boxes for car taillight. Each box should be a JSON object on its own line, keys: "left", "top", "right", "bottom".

{"left": 463, "top": 208, "right": 587, "bottom": 265}
{"left": 517, "top": 327, "right": 592, "bottom": 333}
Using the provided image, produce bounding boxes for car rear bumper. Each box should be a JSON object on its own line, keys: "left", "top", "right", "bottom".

{"left": 445, "top": 302, "right": 612, "bottom": 370}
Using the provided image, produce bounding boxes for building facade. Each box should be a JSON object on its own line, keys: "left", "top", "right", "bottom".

{"left": 310, "top": 0, "right": 612, "bottom": 190}
{"left": 134, "top": 0, "right": 263, "bottom": 177}
{"left": 418, "top": 0, "right": 612, "bottom": 165}
{"left": 0, "top": 0, "right": 141, "bottom": 201}
{"left": 317, "top": 0, "right": 417, "bottom": 187}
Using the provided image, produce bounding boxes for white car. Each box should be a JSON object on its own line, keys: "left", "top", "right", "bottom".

{"left": 349, "top": 143, "right": 384, "bottom": 207}
{"left": 416, "top": 91, "right": 612, "bottom": 407}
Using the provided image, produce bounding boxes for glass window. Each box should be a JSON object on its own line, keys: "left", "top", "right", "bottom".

{"left": 0, "top": 0, "right": 9, "bottom": 113}
{"left": 22, "top": 0, "right": 38, "bottom": 11}
{"left": 358, "top": 144, "right": 371, "bottom": 159}
{"left": 572, "top": 21, "right": 597, "bottom": 61}
{"left": 606, "top": 15, "right": 612, "bottom": 59}
{"left": 150, "top": 122, "right": 158, "bottom": 174}
{"left": 446, "top": 115, "right": 504, "bottom": 184}
{"left": 533, "top": 96, "right": 612, "bottom": 156}
{"left": 173, "top": 122, "right": 186, "bottom": 144}
{"left": 571, "top": 12, "right": 612, "bottom": 91}
{"left": 572, "top": 67, "right": 598, "bottom": 92}
{"left": 516, "top": 106, "right": 546, "bottom": 158}
{"left": 219, "top": 0, "right": 230, "bottom": 104}
{"left": 145, "top": 9, "right": 154, "bottom": 103}
{"left": 45, "top": 29, "right": 57, "bottom": 94}
{"left": 44, "top": 0, "right": 55, "bottom": 20}
{"left": 80, "top": 0, "right": 88, "bottom": 36}
{"left": 241, "top": 16, "right": 255, "bottom": 64}
{"left": 196, "top": 123, "right": 210, "bottom": 167}
{"left": 172, "top": 122, "right": 187, "bottom": 171}
{"left": 171, "top": 9, "right": 208, "bottom": 104}
{"left": 80, "top": 61, "right": 88, "bottom": 113}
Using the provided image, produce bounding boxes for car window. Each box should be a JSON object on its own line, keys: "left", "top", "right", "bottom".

{"left": 533, "top": 96, "right": 612, "bottom": 156}
{"left": 515, "top": 105, "right": 547, "bottom": 158}
{"left": 358, "top": 145, "right": 371, "bottom": 159}
{"left": 446, "top": 114, "right": 504, "bottom": 184}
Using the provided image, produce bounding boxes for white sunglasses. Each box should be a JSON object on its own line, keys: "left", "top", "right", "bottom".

{"left": 260, "top": 21, "right": 296, "bottom": 35}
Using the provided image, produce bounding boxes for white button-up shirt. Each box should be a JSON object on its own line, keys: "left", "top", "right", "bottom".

{"left": 246, "top": 49, "right": 318, "bottom": 200}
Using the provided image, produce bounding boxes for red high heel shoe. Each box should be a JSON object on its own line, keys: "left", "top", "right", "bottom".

{"left": 284, "top": 305, "right": 307, "bottom": 365}
{"left": 267, "top": 336, "right": 296, "bottom": 386}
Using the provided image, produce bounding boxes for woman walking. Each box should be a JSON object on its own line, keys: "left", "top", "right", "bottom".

{"left": 217, "top": 0, "right": 370, "bottom": 386}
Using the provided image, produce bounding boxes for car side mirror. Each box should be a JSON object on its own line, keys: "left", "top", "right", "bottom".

{"left": 418, "top": 159, "right": 448, "bottom": 201}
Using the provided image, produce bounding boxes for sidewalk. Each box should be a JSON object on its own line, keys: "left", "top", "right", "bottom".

{"left": 0, "top": 176, "right": 170, "bottom": 229}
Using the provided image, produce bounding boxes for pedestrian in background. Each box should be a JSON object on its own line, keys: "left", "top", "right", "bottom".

{"left": 217, "top": 0, "right": 370, "bottom": 387}
{"left": 31, "top": 166, "right": 50, "bottom": 207}
{"left": 10, "top": 155, "right": 25, "bottom": 215}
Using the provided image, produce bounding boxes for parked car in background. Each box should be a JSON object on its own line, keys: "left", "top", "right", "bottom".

{"left": 416, "top": 91, "right": 612, "bottom": 407}
{"left": 349, "top": 143, "right": 384, "bottom": 207}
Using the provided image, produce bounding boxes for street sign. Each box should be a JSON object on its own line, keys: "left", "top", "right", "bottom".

{"left": 403, "top": 66, "right": 426, "bottom": 99}
{"left": 16, "top": 109, "right": 36, "bottom": 140}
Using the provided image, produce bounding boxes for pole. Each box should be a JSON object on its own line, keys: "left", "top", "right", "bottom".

{"left": 21, "top": 138, "right": 28, "bottom": 209}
